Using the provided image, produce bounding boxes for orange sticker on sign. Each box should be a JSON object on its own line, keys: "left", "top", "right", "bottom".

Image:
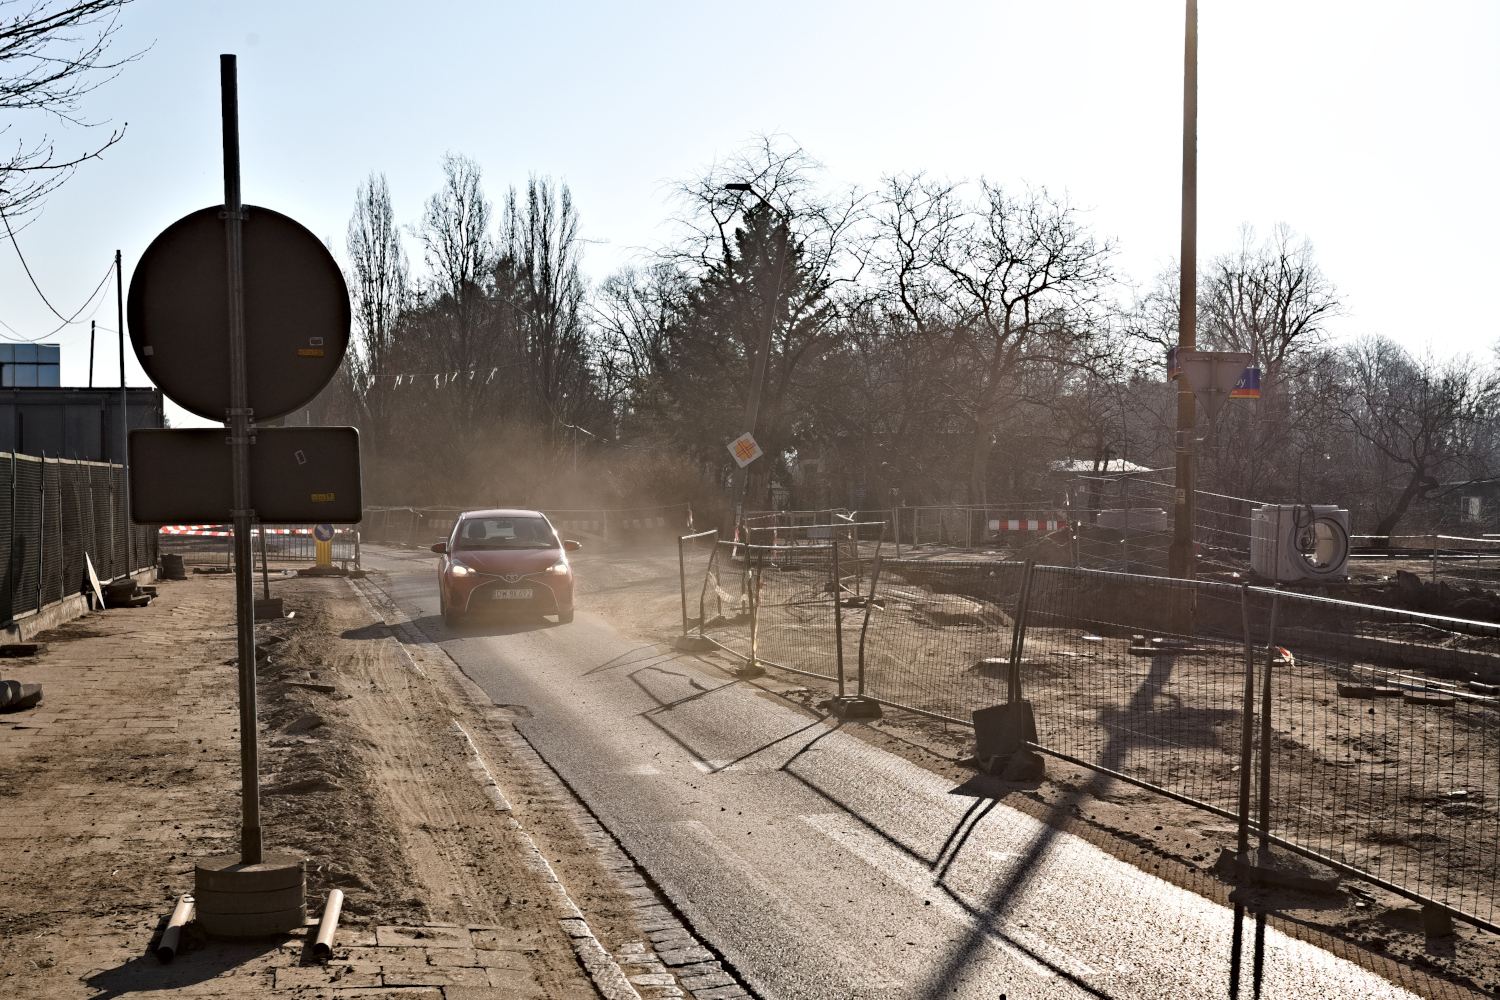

{"left": 298, "top": 349, "right": 325, "bottom": 357}
{"left": 311, "top": 493, "right": 335, "bottom": 502}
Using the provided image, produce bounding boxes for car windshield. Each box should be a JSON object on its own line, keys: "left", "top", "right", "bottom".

{"left": 454, "top": 516, "right": 557, "bottom": 551}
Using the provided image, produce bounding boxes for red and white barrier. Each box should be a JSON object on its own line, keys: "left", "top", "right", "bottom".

{"left": 160, "top": 526, "right": 321, "bottom": 537}
{"left": 988, "top": 520, "right": 1068, "bottom": 532}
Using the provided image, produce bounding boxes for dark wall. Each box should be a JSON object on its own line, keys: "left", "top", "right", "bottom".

{"left": 0, "top": 388, "right": 165, "bottom": 462}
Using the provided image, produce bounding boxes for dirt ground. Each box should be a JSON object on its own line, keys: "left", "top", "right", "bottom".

{"left": 625, "top": 540, "right": 1500, "bottom": 998}
{"left": 0, "top": 568, "right": 679, "bottom": 999}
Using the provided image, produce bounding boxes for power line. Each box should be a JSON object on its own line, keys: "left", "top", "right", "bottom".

{"left": 0, "top": 207, "right": 117, "bottom": 342}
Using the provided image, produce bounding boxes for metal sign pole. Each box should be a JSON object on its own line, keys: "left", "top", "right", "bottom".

{"left": 117, "top": 249, "right": 130, "bottom": 574}
{"left": 221, "top": 54, "right": 262, "bottom": 865}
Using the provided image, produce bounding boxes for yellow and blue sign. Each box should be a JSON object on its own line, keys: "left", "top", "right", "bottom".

{"left": 314, "top": 523, "right": 334, "bottom": 565}
{"left": 1231, "top": 367, "right": 1262, "bottom": 399}
{"left": 1168, "top": 347, "right": 1261, "bottom": 400}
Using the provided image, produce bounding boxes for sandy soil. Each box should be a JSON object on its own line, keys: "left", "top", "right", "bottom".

{"left": 0, "top": 571, "right": 607, "bottom": 998}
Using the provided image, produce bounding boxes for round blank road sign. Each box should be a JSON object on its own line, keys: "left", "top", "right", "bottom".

{"left": 127, "top": 205, "right": 350, "bottom": 422}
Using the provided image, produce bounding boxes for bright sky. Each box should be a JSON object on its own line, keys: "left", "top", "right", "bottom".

{"left": 1, "top": 1, "right": 1496, "bottom": 428}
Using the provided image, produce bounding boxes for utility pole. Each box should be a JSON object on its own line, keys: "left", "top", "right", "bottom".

{"left": 89, "top": 320, "right": 96, "bottom": 388}
{"left": 1169, "top": 0, "right": 1198, "bottom": 580}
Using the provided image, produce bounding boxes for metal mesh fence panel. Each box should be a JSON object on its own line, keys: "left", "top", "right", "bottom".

{"left": 40, "top": 460, "right": 62, "bottom": 607}
{"left": 110, "top": 464, "right": 126, "bottom": 578}
{"left": 1021, "top": 566, "right": 1253, "bottom": 819}
{"left": 748, "top": 543, "right": 839, "bottom": 682}
{"left": 859, "top": 559, "right": 1028, "bottom": 722}
{"left": 59, "top": 462, "right": 86, "bottom": 605}
{"left": 1245, "top": 590, "right": 1500, "bottom": 928}
{"left": 678, "top": 530, "right": 718, "bottom": 632}
{"left": 89, "top": 463, "right": 115, "bottom": 579}
{"left": 0, "top": 454, "right": 160, "bottom": 626}
{"left": 700, "top": 539, "right": 751, "bottom": 657}
{"left": 11, "top": 457, "right": 42, "bottom": 618}
{"left": 1069, "top": 477, "right": 1259, "bottom": 576}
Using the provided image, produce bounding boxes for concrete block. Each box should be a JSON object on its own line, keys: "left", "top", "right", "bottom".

{"left": 195, "top": 853, "right": 303, "bottom": 894}
{"left": 827, "top": 696, "right": 883, "bottom": 721}
{"left": 196, "top": 905, "right": 306, "bottom": 937}
{"left": 1423, "top": 905, "right": 1455, "bottom": 937}
{"left": 999, "top": 748, "right": 1045, "bottom": 781}
{"left": 973, "top": 701, "right": 1037, "bottom": 761}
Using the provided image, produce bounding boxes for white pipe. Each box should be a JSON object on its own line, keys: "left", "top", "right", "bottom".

{"left": 312, "top": 889, "right": 344, "bottom": 960}
{"left": 156, "top": 894, "right": 194, "bottom": 963}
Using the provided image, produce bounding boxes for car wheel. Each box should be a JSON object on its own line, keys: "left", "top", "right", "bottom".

{"left": 443, "top": 597, "right": 463, "bottom": 626}
{"left": 557, "top": 609, "right": 574, "bottom": 624}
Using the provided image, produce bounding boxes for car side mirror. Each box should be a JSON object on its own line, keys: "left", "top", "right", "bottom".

{"left": 430, "top": 542, "right": 448, "bottom": 554}
{"left": 563, "top": 539, "right": 581, "bottom": 552}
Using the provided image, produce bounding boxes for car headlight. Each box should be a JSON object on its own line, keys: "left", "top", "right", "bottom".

{"left": 450, "top": 563, "right": 476, "bottom": 577}
{"left": 543, "top": 560, "right": 568, "bottom": 575}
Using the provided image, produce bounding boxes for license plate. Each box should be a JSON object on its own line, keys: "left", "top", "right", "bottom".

{"left": 490, "top": 589, "right": 533, "bottom": 600}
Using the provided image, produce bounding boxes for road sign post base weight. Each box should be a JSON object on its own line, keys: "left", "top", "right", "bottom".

{"left": 828, "top": 696, "right": 883, "bottom": 721}
{"left": 194, "top": 853, "right": 306, "bottom": 937}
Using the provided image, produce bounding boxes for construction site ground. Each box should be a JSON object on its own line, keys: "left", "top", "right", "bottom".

{"left": 0, "top": 567, "right": 738, "bottom": 1000}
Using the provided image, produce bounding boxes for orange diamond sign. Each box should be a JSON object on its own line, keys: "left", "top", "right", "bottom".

{"left": 728, "top": 432, "right": 763, "bottom": 468}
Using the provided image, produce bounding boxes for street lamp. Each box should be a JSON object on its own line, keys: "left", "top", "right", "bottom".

{"left": 723, "top": 182, "right": 787, "bottom": 522}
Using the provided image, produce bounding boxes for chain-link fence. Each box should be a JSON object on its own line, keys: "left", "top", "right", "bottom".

{"left": 680, "top": 536, "right": 1500, "bottom": 933}
{"left": 0, "top": 453, "right": 156, "bottom": 624}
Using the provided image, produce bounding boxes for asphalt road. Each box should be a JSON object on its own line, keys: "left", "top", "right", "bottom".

{"left": 362, "top": 544, "right": 1417, "bottom": 1000}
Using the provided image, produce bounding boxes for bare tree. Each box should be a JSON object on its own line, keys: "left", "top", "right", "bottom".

{"left": 1199, "top": 224, "right": 1339, "bottom": 380}
{"left": 1336, "top": 337, "right": 1500, "bottom": 537}
{"left": 346, "top": 172, "right": 408, "bottom": 377}
{"left": 874, "top": 176, "right": 1114, "bottom": 503}
{"left": 343, "top": 171, "right": 408, "bottom": 464}
{"left": 495, "top": 176, "right": 593, "bottom": 434}
{"left": 414, "top": 153, "right": 494, "bottom": 367}
{"left": 0, "top": 0, "right": 141, "bottom": 216}
{"left": 593, "top": 261, "right": 689, "bottom": 404}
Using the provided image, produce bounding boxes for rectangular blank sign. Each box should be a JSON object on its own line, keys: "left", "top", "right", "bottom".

{"left": 130, "top": 427, "right": 362, "bottom": 524}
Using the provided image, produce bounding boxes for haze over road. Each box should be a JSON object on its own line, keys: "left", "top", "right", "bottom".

{"left": 363, "top": 544, "right": 1415, "bottom": 999}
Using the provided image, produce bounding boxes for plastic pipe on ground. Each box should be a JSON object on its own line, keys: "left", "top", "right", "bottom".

{"left": 156, "top": 894, "right": 194, "bottom": 963}
{"left": 312, "top": 889, "right": 344, "bottom": 960}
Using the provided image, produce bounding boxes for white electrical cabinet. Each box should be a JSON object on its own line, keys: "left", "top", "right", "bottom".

{"left": 1250, "top": 505, "right": 1350, "bottom": 582}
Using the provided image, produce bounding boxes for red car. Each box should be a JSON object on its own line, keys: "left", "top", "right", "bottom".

{"left": 432, "top": 509, "right": 580, "bottom": 625}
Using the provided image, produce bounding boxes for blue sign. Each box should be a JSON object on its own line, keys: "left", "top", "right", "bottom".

{"left": 313, "top": 523, "right": 334, "bottom": 542}
{"left": 1231, "top": 367, "right": 1262, "bottom": 399}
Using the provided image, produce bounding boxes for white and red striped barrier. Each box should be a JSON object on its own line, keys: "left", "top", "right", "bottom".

{"left": 159, "top": 526, "right": 324, "bottom": 537}
{"left": 988, "top": 519, "right": 1068, "bottom": 532}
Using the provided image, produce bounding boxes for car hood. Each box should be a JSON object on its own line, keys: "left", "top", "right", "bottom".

{"left": 451, "top": 548, "right": 563, "bottom": 576}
